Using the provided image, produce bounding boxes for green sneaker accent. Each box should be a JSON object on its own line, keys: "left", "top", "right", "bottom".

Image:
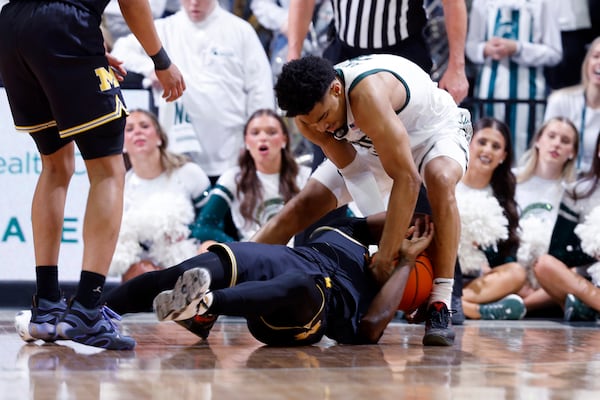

{"left": 479, "top": 294, "right": 526, "bottom": 320}
{"left": 564, "top": 294, "right": 598, "bottom": 322}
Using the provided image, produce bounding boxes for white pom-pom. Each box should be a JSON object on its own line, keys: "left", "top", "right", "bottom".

{"left": 109, "top": 238, "right": 144, "bottom": 277}
{"left": 14, "top": 310, "right": 35, "bottom": 343}
{"left": 575, "top": 205, "right": 600, "bottom": 260}
{"left": 135, "top": 192, "right": 195, "bottom": 244}
{"left": 110, "top": 192, "right": 197, "bottom": 275}
{"left": 458, "top": 246, "right": 489, "bottom": 277}
{"left": 456, "top": 189, "right": 508, "bottom": 276}
{"left": 109, "top": 213, "right": 144, "bottom": 277}
{"left": 517, "top": 217, "right": 553, "bottom": 289}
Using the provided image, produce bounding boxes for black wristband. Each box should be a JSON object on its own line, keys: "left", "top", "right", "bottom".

{"left": 150, "top": 46, "right": 172, "bottom": 70}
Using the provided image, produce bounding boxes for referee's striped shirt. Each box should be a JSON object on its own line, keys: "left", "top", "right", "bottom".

{"left": 332, "top": 0, "right": 427, "bottom": 49}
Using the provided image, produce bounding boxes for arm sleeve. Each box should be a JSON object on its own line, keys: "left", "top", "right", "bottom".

{"left": 338, "top": 155, "right": 386, "bottom": 216}
{"left": 180, "top": 163, "right": 212, "bottom": 216}
{"left": 190, "top": 193, "right": 235, "bottom": 243}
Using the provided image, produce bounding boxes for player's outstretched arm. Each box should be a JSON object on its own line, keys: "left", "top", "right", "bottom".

{"left": 118, "top": 0, "right": 185, "bottom": 102}
{"left": 357, "top": 216, "right": 434, "bottom": 344}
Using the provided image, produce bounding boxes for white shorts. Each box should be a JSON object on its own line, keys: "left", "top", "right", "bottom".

{"left": 412, "top": 106, "right": 471, "bottom": 177}
{"left": 412, "top": 132, "right": 470, "bottom": 178}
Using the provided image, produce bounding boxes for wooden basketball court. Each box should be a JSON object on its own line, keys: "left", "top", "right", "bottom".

{"left": 1, "top": 310, "right": 599, "bottom": 399}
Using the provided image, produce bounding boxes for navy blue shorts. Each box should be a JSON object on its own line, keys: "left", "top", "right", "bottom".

{"left": 0, "top": 1, "right": 127, "bottom": 159}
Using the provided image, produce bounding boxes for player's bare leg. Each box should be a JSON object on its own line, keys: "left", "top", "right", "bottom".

{"left": 422, "top": 157, "right": 463, "bottom": 346}
{"left": 28, "top": 144, "right": 75, "bottom": 342}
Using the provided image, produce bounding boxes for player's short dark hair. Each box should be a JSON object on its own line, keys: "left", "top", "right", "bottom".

{"left": 274, "top": 55, "right": 336, "bottom": 117}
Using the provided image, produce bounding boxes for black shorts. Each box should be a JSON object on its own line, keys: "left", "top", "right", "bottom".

{"left": 0, "top": 1, "right": 127, "bottom": 158}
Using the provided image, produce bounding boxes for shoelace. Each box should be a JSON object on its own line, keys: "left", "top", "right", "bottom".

{"left": 430, "top": 308, "right": 451, "bottom": 327}
{"left": 99, "top": 305, "right": 123, "bottom": 332}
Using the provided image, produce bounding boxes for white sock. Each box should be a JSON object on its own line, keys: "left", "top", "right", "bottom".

{"left": 428, "top": 278, "right": 454, "bottom": 308}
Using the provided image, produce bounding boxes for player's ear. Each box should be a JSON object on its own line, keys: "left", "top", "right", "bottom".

{"left": 331, "top": 81, "right": 341, "bottom": 96}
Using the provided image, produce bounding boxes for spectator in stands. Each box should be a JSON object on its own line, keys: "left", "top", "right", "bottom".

{"left": 110, "top": 109, "right": 210, "bottom": 282}
{"left": 466, "top": 0, "right": 562, "bottom": 161}
{"left": 192, "top": 108, "right": 311, "bottom": 247}
{"left": 544, "top": 36, "right": 600, "bottom": 172}
{"left": 111, "top": 0, "right": 275, "bottom": 183}
{"left": 457, "top": 117, "right": 526, "bottom": 320}
{"left": 533, "top": 132, "right": 600, "bottom": 321}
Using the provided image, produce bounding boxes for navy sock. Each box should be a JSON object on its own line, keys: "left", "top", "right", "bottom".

{"left": 75, "top": 271, "right": 106, "bottom": 309}
{"left": 35, "top": 266, "right": 61, "bottom": 302}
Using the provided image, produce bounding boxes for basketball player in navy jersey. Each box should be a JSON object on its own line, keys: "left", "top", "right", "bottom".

{"left": 0, "top": 0, "right": 185, "bottom": 350}
{"left": 102, "top": 213, "right": 433, "bottom": 346}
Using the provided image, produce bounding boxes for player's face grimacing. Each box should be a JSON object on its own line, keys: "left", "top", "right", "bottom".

{"left": 298, "top": 81, "right": 346, "bottom": 136}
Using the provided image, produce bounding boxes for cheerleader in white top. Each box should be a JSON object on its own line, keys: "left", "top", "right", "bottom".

{"left": 533, "top": 133, "right": 600, "bottom": 321}
{"left": 192, "top": 109, "right": 311, "bottom": 244}
{"left": 456, "top": 117, "right": 525, "bottom": 320}
{"left": 514, "top": 117, "right": 579, "bottom": 311}
{"left": 110, "top": 110, "right": 211, "bottom": 282}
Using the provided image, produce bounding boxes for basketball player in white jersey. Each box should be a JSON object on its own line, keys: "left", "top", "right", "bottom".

{"left": 254, "top": 54, "right": 471, "bottom": 346}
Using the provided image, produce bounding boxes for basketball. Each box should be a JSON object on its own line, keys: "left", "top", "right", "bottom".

{"left": 397, "top": 252, "right": 434, "bottom": 312}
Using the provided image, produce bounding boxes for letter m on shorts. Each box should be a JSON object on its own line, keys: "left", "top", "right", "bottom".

{"left": 95, "top": 67, "right": 121, "bottom": 91}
